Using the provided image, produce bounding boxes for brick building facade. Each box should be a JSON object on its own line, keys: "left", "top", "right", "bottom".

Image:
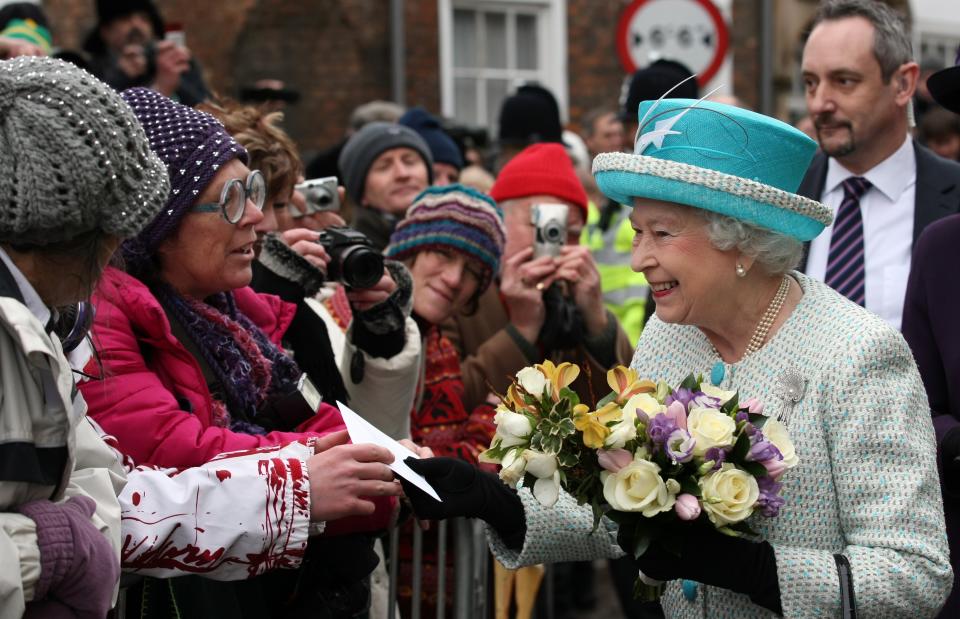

{"left": 39, "top": 0, "right": 946, "bottom": 158}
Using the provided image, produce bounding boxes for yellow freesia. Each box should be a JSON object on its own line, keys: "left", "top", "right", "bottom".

{"left": 506, "top": 382, "right": 537, "bottom": 413}
{"left": 606, "top": 365, "right": 656, "bottom": 404}
{"left": 536, "top": 360, "right": 581, "bottom": 400}
{"left": 574, "top": 402, "right": 623, "bottom": 449}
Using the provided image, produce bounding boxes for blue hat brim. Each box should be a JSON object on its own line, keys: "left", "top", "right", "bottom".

{"left": 595, "top": 168, "right": 826, "bottom": 242}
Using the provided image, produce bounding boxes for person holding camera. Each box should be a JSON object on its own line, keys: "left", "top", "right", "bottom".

{"left": 444, "top": 143, "right": 634, "bottom": 411}
{"left": 77, "top": 87, "right": 402, "bottom": 616}
{"left": 338, "top": 121, "right": 434, "bottom": 251}
{"left": 82, "top": 0, "right": 209, "bottom": 106}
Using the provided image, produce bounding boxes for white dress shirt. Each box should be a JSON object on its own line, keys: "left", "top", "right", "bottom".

{"left": 805, "top": 135, "right": 916, "bottom": 330}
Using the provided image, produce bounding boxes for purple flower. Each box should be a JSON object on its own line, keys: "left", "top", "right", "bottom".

{"left": 691, "top": 392, "right": 723, "bottom": 409}
{"left": 647, "top": 414, "right": 678, "bottom": 446}
{"left": 735, "top": 410, "right": 750, "bottom": 423}
{"left": 666, "top": 429, "right": 695, "bottom": 464}
{"left": 757, "top": 476, "right": 785, "bottom": 517}
{"left": 704, "top": 446, "right": 727, "bottom": 470}
{"left": 665, "top": 388, "right": 694, "bottom": 409}
{"left": 747, "top": 439, "right": 782, "bottom": 463}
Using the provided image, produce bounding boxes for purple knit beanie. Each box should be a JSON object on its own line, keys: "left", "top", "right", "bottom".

{"left": 120, "top": 87, "right": 248, "bottom": 271}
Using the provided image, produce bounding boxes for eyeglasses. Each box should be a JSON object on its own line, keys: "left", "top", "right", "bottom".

{"left": 191, "top": 170, "right": 266, "bottom": 224}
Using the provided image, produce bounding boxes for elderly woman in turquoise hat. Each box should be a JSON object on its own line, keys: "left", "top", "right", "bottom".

{"left": 401, "top": 97, "right": 952, "bottom": 617}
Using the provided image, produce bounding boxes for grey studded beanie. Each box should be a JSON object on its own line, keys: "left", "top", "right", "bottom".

{"left": 119, "top": 87, "right": 247, "bottom": 271}
{"left": 0, "top": 56, "right": 169, "bottom": 246}
{"left": 338, "top": 122, "right": 434, "bottom": 206}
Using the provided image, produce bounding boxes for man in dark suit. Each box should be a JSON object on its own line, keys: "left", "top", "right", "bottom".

{"left": 798, "top": 0, "right": 960, "bottom": 330}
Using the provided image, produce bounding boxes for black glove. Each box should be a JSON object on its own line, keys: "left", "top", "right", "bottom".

{"left": 402, "top": 457, "right": 527, "bottom": 550}
{"left": 628, "top": 524, "right": 782, "bottom": 615}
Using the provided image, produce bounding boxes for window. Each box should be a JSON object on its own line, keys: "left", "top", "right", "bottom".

{"left": 439, "top": 0, "right": 567, "bottom": 132}
{"left": 920, "top": 33, "right": 960, "bottom": 71}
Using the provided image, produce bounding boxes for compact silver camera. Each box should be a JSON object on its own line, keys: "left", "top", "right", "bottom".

{"left": 292, "top": 176, "right": 340, "bottom": 217}
{"left": 531, "top": 203, "right": 568, "bottom": 258}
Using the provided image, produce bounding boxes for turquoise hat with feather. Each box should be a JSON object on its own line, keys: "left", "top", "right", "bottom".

{"left": 593, "top": 89, "right": 832, "bottom": 241}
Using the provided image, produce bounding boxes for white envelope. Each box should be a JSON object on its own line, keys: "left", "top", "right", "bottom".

{"left": 336, "top": 401, "right": 442, "bottom": 502}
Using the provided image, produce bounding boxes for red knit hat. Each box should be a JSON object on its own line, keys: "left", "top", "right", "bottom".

{"left": 490, "top": 143, "right": 588, "bottom": 216}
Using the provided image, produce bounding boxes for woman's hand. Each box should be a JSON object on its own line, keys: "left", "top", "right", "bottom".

{"left": 554, "top": 245, "right": 608, "bottom": 337}
{"left": 402, "top": 457, "right": 526, "bottom": 550}
{"left": 346, "top": 268, "right": 397, "bottom": 311}
{"left": 307, "top": 430, "right": 401, "bottom": 522}
{"left": 500, "top": 247, "right": 556, "bottom": 343}
{"left": 280, "top": 228, "right": 332, "bottom": 271}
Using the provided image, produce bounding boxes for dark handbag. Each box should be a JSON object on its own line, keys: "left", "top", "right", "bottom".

{"left": 835, "top": 554, "right": 857, "bottom": 619}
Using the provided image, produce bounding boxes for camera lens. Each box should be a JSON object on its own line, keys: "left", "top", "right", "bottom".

{"left": 340, "top": 245, "right": 384, "bottom": 289}
{"left": 543, "top": 220, "right": 565, "bottom": 243}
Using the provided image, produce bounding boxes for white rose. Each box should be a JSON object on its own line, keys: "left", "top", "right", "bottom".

{"left": 763, "top": 419, "right": 799, "bottom": 469}
{"left": 499, "top": 449, "right": 526, "bottom": 487}
{"left": 699, "top": 463, "right": 760, "bottom": 526}
{"left": 626, "top": 393, "right": 664, "bottom": 419}
{"left": 516, "top": 367, "right": 548, "bottom": 397}
{"left": 493, "top": 408, "right": 533, "bottom": 448}
{"left": 687, "top": 407, "right": 736, "bottom": 457}
{"left": 522, "top": 449, "right": 559, "bottom": 478}
{"left": 602, "top": 459, "right": 679, "bottom": 517}
{"left": 699, "top": 383, "right": 737, "bottom": 404}
{"left": 604, "top": 407, "right": 638, "bottom": 449}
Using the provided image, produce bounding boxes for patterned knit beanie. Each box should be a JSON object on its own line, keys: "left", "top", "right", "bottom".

{"left": 0, "top": 57, "right": 169, "bottom": 246}
{"left": 120, "top": 87, "right": 247, "bottom": 271}
{"left": 385, "top": 184, "right": 505, "bottom": 293}
{"left": 489, "top": 142, "right": 588, "bottom": 217}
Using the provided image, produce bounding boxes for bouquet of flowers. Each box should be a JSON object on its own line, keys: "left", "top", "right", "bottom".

{"left": 480, "top": 362, "right": 798, "bottom": 599}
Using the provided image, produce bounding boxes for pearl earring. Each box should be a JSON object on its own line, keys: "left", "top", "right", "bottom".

{"left": 736, "top": 263, "right": 747, "bottom": 278}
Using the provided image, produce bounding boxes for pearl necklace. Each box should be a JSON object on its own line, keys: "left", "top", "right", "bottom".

{"left": 710, "top": 275, "right": 790, "bottom": 385}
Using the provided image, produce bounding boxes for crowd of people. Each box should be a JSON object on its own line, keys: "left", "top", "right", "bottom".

{"left": 2, "top": 0, "right": 960, "bottom": 617}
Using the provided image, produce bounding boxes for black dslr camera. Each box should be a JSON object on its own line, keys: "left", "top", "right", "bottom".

{"left": 316, "top": 227, "right": 384, "bottom": 289}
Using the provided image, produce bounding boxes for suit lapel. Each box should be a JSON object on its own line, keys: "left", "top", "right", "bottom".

{"left": 912, "top": 142, "right": 960, "bottom": 245}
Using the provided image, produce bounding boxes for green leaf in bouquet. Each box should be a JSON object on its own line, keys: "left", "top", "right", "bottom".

{"left": 557, "top": 450, "right": 580, "bottom": 468}
{"left": 541, "top": 434, "right": 562, "bottom": 454}
{"left": 740, "top": 461, "right": 768, "bottom": 479}
{"left": 616, "top": 519, "right": 652, "bottom": 560}
{"left": 721, "top": 393, "right": 740, "bottom": 416}
{"left": 558, "top": 417, "right": 576, "bottom": 436}
{"left": 558, "top": 387, "right": 581, "bottom": 407}
{"left": 679, "top": 373, "right": 700, "bottom": 391}
{"left": 655, "top": 381, "right": 672, "bottom": 403}
{"left": 596, "top": 391, "right": 618, "bottom": 408}
{"left": 679, "top": 475, "right": 702, "bottom": 497}
{"left": 730, "top": 430, "right": 751, "bottom": 462}
{"left": 749, "top": 413, "right": 768, "bottom": 429}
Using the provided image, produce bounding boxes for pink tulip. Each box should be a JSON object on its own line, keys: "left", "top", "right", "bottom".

{"left": 742, "top": 397, "right": 764, "bottom": 415}
{"left": 664, "top": 400, "right": 688, "bottom": 431}
{"left": 763, "top": 457, "right": 788, "bottom": 479}
{"left": 674, "top": 494, "right": 701, "bottom": 521}
{"left": 598, "top": 448, "right": 633, "bottom": 473}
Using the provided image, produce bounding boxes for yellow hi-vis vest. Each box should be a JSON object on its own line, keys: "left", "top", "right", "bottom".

{"left": 582, "top": 200, "right": 648, "bottom": 346}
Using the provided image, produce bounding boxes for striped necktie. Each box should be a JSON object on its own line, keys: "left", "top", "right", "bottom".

{"left": 825, "top": 176, "right": 872, "bottom": 305}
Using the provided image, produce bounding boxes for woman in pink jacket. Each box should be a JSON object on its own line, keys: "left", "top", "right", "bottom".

{"left": 79, "top": 88, "right": 399, "bottom": 617}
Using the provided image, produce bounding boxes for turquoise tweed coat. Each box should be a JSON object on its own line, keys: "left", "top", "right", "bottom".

{"left": 488, "top": 273, "right": 952, "bottom": 618}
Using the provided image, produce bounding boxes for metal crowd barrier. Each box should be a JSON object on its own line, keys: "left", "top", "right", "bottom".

{"left": 386, "top": 518, "right": 492, "bottom": 619}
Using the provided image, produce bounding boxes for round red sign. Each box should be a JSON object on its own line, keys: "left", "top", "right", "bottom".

{"left": 616, "top": 0, "right": 729, "bottom": 86}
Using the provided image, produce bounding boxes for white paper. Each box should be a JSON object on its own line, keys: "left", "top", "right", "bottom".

{"left": 336, "top": 401, "right": 442, "bottom": 502}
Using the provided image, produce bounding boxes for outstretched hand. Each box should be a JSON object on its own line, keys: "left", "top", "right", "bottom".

{"left": 403, "top": 457, "right": 527, "bottom": 550}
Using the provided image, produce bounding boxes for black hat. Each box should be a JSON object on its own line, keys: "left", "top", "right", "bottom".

{"left": 498, "top": 83, "right": 563, "bottom": 145}
{"left": 927, "top": 46, "right": 960, "bottom": 115}
{"left": 95, "top": 0, "right": 164, "bottom": 35}
{"left": 621, "top": 59, "right": 699, "bottom": 122}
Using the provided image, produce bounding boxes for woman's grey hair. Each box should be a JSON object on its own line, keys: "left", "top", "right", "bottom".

{"left": 702, "top": 211, "right": 804, "bottom": 275}
{"left": 810, "top": 0, "right": 912, "bottom": 82}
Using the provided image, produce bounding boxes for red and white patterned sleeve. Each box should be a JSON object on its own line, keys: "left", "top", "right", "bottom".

{"left": 116, "top": 439, "right": 315, "bottom": 581}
